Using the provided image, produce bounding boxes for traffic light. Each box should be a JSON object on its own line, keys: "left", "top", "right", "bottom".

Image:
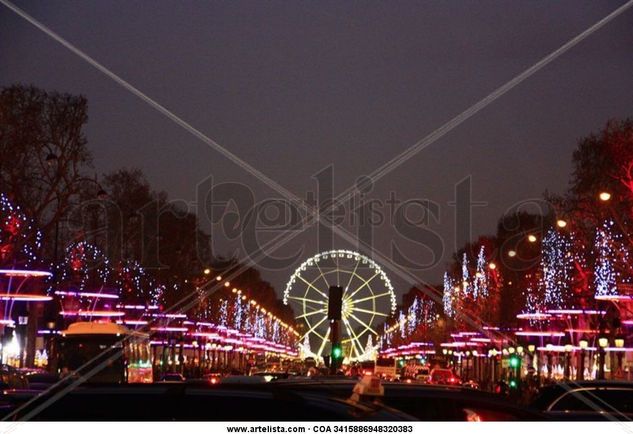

{"left": 332, "top": 343, "right": 343, "bottom": 360}
{"left": 509, "top": 378, "right": 518, "bottom": 389}
{"left": 509, "top": 354, "right": 521, "bottom": 369}
{"left": 331, "top": 342, "right": 343, "bottom": 370}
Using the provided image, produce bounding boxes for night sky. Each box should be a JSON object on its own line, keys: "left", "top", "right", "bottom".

{"left": 2, "top": 1, "right": 633, "bottom": 299}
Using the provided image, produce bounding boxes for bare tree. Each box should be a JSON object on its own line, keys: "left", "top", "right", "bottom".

{"left": 0, "top": 85, "right": 94, "bottom": 254}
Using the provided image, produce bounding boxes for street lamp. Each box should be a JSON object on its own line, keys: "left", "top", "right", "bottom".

{"left": 598, "top": 336, "right": 608, "bottom": 380}
{"left": 599, "top": 192, "right": 612, "bottom": 202}
{"left": 615, "top": 336, "right": 625, "bottom": 373}
{"left": 508, "top": 250, "right": 517, "bottom": 258}
{"left": 527, "top": 234, "right": 537, "bottom": 243}
{"left": 564, "top": 344, "right": 573, "bottom": 380}
{"left": 556, "top": 219, "right": 567, "bottom": 228}
{"left": 578, "top": 337, "right": 588, "bottom": 381}
{"left": 488, "top": 262, "right": 497, "bottom": 270}
{"left": 545, "top": 344, "right": 554, "bottom": 379}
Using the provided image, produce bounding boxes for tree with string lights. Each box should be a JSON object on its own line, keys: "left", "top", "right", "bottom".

{"left": 442, "top": 272, "right": 455, "bottom": 318}
{"left": 116, "top": 259, "right": 164, "bottom": 307}
{"left": 0, "top": 193, "right": 42, "bottom": 268}
{"left": 540, "top": 228, "right": 577, "bottom": 310}
{"left": 594, "top": 219, "right": 631, "bottom": 299}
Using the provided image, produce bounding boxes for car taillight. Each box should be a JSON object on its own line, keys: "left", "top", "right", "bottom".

{"left": 464, "top": 409, "right": 483, "bottom": 422}
{"left": 209, "top": 377, "right": 218, "bottom": 384}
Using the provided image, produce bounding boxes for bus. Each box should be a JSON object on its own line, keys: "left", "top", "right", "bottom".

{"left": 57, "top": 322, "right": 153, "bottom": 384}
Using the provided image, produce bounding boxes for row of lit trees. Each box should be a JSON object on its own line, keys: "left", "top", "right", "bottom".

{"left": 0, "top": 84, "right": 293, "bottom": 327}
{"left": 380, "top": 119, "right": 633, "bottom": 349}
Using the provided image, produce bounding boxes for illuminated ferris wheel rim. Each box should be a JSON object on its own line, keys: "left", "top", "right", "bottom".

{"left": 283, "top": 249, "right": 397, "bottom": 312}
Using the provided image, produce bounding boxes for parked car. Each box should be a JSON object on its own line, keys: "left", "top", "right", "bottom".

{"left": 415, "top": 367, "right": 431, "bottom": 383}
{"left": 159, "top": 373, "right": 185, "bottom": 382}
{"left": 530, "top": 381, "right": 633, "bottom": 421}
{"left": 429, "top": 368, "right": 460, "bottom": 385}
{"left": 272, "top": 378, "right": 545, "bottom": 421}
{"left": 0, "top": 383, "right": 414, "bottom": 421}
{"left": 23, "top": 372, "right": 60, "bottom": 390}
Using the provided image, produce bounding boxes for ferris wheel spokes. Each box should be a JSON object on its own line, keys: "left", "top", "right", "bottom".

{"left": 352, "top": 291, "right": 391, "bottom": 304}
{"left": 342, "top": 317, "right": 364, "bottom": 358}
{"left": 351, "top": 307, "right": 388, "bottom": 316}
{"left": 343, "top": 271, "right": 380, "bottom": 302}
{"left": 296, "top": 275, "right": 328, "bottom": 299}
{"left": 316, "top": 327, "right": 330, "bottom": 357}
{"left": 295, "top": 308, "right": 326, "bottom": 319}
{"left": 313, "top": 259, "right": 331, "bottom": 288}
{"left": 287, "top": 295, "right": 326, "bottom": 305}
{"left": 347, "top": 312, "right": 379, "bottom": 336}
{"left": 343, "top": 256, "right": 361, "bottom": 294}
{"left": 303, "top": 315, "right": 329, "bottom": 338}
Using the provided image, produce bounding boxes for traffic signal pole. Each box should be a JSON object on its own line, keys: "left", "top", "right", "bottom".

{"left": 328, "top": 286, "right": 343, "bottom": 374}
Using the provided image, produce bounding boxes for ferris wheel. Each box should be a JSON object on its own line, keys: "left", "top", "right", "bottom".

{"left": 283, "top": 250, "right": 397, "bottom": 360}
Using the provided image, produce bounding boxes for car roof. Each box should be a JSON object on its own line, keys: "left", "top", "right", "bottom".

{"left": 530, "top": 381, "right": 633, "bottom": 410}
{"left": 2, "top": 383, "right": 414, "bottom": 421}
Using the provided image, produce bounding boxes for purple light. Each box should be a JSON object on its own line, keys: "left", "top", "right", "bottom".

{"left": 0, "top": 269, "right": 51, "bottom": 278}
{"left": 516, "top": 330, "right": 565, "bottom": 337}
{"left": 0, "top": 293, "right": 52, "bottom": 301}
{"left": 595, "top": 294, "right": 633, "bottom": 301}
{"left": 60, "top": 310, "right": 124, "bottom": 317}
{"left": 547, "top": 308, "right": 606, "bottom": 315}
{"left": 55, "top": 290, "right": 119, "bottom": 299}
{"left": 516, "top": 312, "right": 551, "bottom": 320}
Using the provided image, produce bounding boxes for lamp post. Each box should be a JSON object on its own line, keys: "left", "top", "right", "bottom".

{"left": 598, "top": 336, "right": 608, "bottom": 380}
{"left": 615, "top": 336, "right": 625, "bottom": 377}
{"left": 563, "top": 344, "right": 573, "bottom": 380}
{"left": 490, "top": 349, "right": 498, "bottom": 389}
{"left": 578, "top": 337, "right": 588, "bottom": 381}
{"left": 527, "top": 344, "right": 538, "bottom": 384}
{"left": 546, "top": 344, "right": 553, "bottom": 380}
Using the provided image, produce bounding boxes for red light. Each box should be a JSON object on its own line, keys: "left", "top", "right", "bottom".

{"left": 209, "top": 377, "right": 218, "bottom": 384}
{"left": 464, "top": 409, "right": 483, "bottom": 422}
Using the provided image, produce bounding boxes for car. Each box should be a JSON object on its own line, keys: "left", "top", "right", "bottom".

{"left": 23, "top": 372, "right": 60, "bottom": 390}
{"left": 271, "top": 377, "right": 545, "bottom": 421}
{"left": 159, "top": 373, "right": 185, "bottom": 382}
{"left": 0, "top": 383, "right": 415, "bottom": 421}
{"left": 251, "top": 372, "right": 291, "bottom": 382}
{"left": 530, "top": 381, "right": 633, "bottom": 421}
{"left": 429, "top": 368, "right": 461, "bottom": 385}
{"left": 202, "top": 373, "right": 222, "bottom": 385}
{"left": 461, "top": 380, "right": 480, "bottom": 390}
{"left": 416, "top": 367, "right": 431, "bottom": 383}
